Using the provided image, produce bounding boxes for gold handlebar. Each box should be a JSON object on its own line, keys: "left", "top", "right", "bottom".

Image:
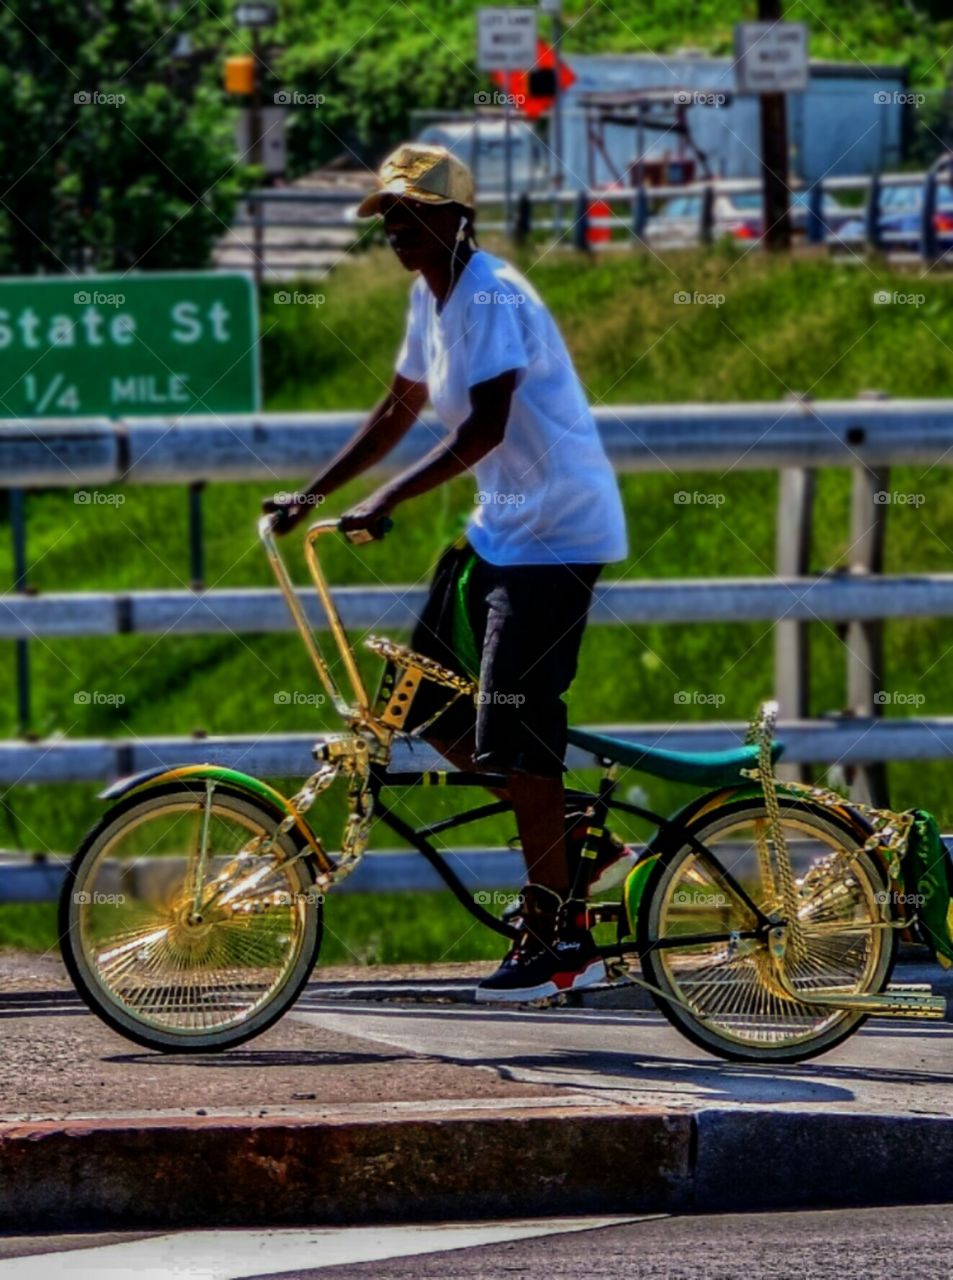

{"left": 258, "top": 514, "right": 372, "bottom": 723}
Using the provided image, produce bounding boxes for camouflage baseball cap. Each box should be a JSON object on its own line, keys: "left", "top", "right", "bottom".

{"left": 356, "top": 143, "right": 475, "bottom": 218}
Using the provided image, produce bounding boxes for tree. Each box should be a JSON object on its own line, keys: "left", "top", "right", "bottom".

{"left": 0, "top": 0, "right": 250, "bottom": 274}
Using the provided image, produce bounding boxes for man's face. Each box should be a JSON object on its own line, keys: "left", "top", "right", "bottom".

{"left": 381, "top": 198, "right": 462, "bottom": 272}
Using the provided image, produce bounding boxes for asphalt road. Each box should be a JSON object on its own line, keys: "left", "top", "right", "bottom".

{"left": 2, "top": 1206, "right": 952, "bottom": 1278}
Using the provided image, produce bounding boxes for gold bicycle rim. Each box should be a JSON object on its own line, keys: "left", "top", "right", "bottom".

{"left": 652, "top": 811, "right": 886, "bottom": 1050}
{"left": 74, "top": 798, "right": 313, "bottom": 1035}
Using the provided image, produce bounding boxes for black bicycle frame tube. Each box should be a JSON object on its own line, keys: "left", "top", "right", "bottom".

{"left": 370, "top": 797, "right": 519, "bottom": 941}
{"left": 364, "top": 765, "right": 774, "bottom": 947}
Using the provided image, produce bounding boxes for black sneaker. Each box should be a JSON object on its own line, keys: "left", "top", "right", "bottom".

{"left": 474, "top": 934, "right": 606, "bottom": 1003}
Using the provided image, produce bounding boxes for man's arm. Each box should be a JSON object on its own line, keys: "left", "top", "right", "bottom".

{"left": 339, "top": 370, "right": 518, "bottom": 534}
{"left": 263, "top": 373, "right": 427, "bottom": 532}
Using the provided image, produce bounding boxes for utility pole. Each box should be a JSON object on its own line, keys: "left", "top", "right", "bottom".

{"left": 758, "top": 0, "right": 792, "bottom": 250}
{"left": 542, "top": 0, "right": 565, "bottom": 234}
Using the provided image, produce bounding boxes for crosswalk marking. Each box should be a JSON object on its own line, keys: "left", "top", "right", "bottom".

{"left": 0, "top": 1217, "right": 645, "bottom": 1278}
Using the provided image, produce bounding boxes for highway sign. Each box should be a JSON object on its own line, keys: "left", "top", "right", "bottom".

{"left": 0, "top": 272, "right": 260, "bottom": 419}
{"left": 477, "top": 7, "right": 537, "bottom": 72}
{"left": 734, "top": 22, "right": 809, "bottom": 94}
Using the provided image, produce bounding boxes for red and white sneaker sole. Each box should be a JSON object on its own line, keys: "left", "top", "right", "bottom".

{"left": 474, "top": 958, "right": 607, "bottom": 1004}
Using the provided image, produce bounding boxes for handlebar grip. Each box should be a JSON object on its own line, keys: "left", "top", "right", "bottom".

{"left": 342, "top": 515, "right": 394, "bottom": 545}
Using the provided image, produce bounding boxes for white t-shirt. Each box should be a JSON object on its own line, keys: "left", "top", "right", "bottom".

{"left": 395, "top": 250, "right": 628, "bottom": 566}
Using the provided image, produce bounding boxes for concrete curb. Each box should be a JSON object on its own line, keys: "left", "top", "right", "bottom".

{"left": 3, "top": 1104, "right": 953, "bottom": 1230}
{"left": 0, "top": 1105, "right": 691, "bottom": 1231}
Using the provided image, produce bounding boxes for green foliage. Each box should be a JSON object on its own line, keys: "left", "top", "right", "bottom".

{"left": 0, "top": 0, "right": 249, "bottom": 273}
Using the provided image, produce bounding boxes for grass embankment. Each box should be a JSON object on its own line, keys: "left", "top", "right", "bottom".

{"left": 3, "top": 243, "right": 953, "bottom": 960}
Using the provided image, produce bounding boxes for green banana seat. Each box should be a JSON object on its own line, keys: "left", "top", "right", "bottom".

{"left": 566, "top": 726, "right": 784, "bottom": 788}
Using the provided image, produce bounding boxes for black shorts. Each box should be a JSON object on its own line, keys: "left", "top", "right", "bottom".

{"left": 398, "top": 539, "right": 603, "bottom": 777}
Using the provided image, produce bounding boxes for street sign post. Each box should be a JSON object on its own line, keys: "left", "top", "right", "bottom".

{"left": 478, "top": 9, "right": 538, "bottom": 234}
{"left": 734, "top": 21, "right": 808, "bottom": 95}
{"left": 0, "top": 272, "right": 260, "bottom": 419}
{"left": 735, "top": 17, "right": 807, "bottom": 250}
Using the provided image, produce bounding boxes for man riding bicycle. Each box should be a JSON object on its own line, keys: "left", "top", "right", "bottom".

{"left": 265, "top": 143, "right": 628, "bottom": 1002}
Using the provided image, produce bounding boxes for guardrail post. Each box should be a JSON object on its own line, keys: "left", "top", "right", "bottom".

{"left": 514, "top": 193, "right": 532, "bottom": 245}
{"left": 573, "top": 191, "right": 590, "bottom": 251}
{"left": 774, "top": 460, "right": 815, "bottom": 782}
{"left": 847, "top": 412, "right": 890, "bottom": 806}
{"left": 10, "top": 488, "right": 30, "bottom": 735}
{"left": 700, "top": 184, "right": 714, "bottom": 246}
{"left": 921, "top": 169, "right": 939, "bottom": 264}
{"left": 251, "top": 193, "right": 265, "bottom": 288}
{"left": 632, "top": 183, "right": 648, "bottom": 240}
{"left": 866, "top": 172, "right": 882, "bottom": 251}
{"left": 188, "top": 481, "right": 206, "bottom": 591}
{"left": 806, "top": 181, "right": 824, "bottom": 244}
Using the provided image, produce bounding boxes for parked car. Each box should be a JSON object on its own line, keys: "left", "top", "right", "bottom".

{"left": 642, "top": 182, "right": 855, "bottom": 245}
{"left": 872, "top": 181, "right": 953, "bottom": 249}
{"left": 416, "top": 120, "right": 549, "bottom": 194}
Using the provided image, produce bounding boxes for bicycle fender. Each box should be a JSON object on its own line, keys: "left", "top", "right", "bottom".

{"left": 99, "top": 764, "right": 331, "bottom": 871}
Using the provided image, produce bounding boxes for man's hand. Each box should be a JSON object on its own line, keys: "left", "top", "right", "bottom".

{"left": 339, "top": 491, "right": 395, "bottom": 543}
{"left": 261, "top": 491, "right": 320, "bottom": 536}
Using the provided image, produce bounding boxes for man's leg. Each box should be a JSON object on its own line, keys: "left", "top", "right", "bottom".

{"left": 427, "top": 732, "right": 569, "bottom": 896}
{"left": 506, "top": 771, "right": 569, "bottom": 895}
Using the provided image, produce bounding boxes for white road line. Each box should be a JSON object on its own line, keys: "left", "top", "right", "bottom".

{"left": 0, "top": 1218, "right": 647, "bottom": 1278}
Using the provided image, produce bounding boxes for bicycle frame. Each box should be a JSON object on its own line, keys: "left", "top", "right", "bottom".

{"left": 258, "top": 512, "right": 781, "bottom": 960}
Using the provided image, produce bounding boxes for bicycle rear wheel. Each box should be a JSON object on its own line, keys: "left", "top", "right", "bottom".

{"left": 59, "top": 783, "right": 323, "bottom": 1053}
{"left": 637, "top": 798, "right": 895, "bottom": 1062}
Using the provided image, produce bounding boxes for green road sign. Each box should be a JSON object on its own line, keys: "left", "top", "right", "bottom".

{"left": 0, "top": 272, "right": 260, "bottom": 418}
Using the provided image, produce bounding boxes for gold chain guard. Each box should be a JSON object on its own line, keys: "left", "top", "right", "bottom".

{"left": 364, "top": 635, "right": 478, "bottom": 695}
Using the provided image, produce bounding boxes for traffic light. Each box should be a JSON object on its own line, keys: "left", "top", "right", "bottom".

{"left": 224, "top": 56, "right": 255, "bottom": 94}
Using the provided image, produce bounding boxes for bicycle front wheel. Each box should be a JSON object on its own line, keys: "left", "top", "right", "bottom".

{"left": 59, "top": 783, "right": 323, "bottom": 1053}
{"left": 637, "top": 798, "right": 895, "bottom": 1063}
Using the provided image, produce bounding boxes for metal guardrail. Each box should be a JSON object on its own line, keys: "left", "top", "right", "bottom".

{"left": 9, "top": 399, "right": 953, "bottom": 484}
{"left": 229, "top": 165, "right": 953, "bottom": 274}
{"left": 2, "top": 400, "right": 952, "bottom": 896}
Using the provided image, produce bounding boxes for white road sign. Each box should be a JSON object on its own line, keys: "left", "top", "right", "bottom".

{"left": 734, "top": 22, "right": 809, "bottom": 94}
{"left": 477, "top": 7, "right": 538, "bottom": 72}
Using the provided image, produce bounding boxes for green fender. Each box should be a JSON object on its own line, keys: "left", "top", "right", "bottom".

{"left": 101, "top": 763, "right": 331, "bottom": 872}
{"left": 621, "top": 782, "right": 873, "bottom": 937}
